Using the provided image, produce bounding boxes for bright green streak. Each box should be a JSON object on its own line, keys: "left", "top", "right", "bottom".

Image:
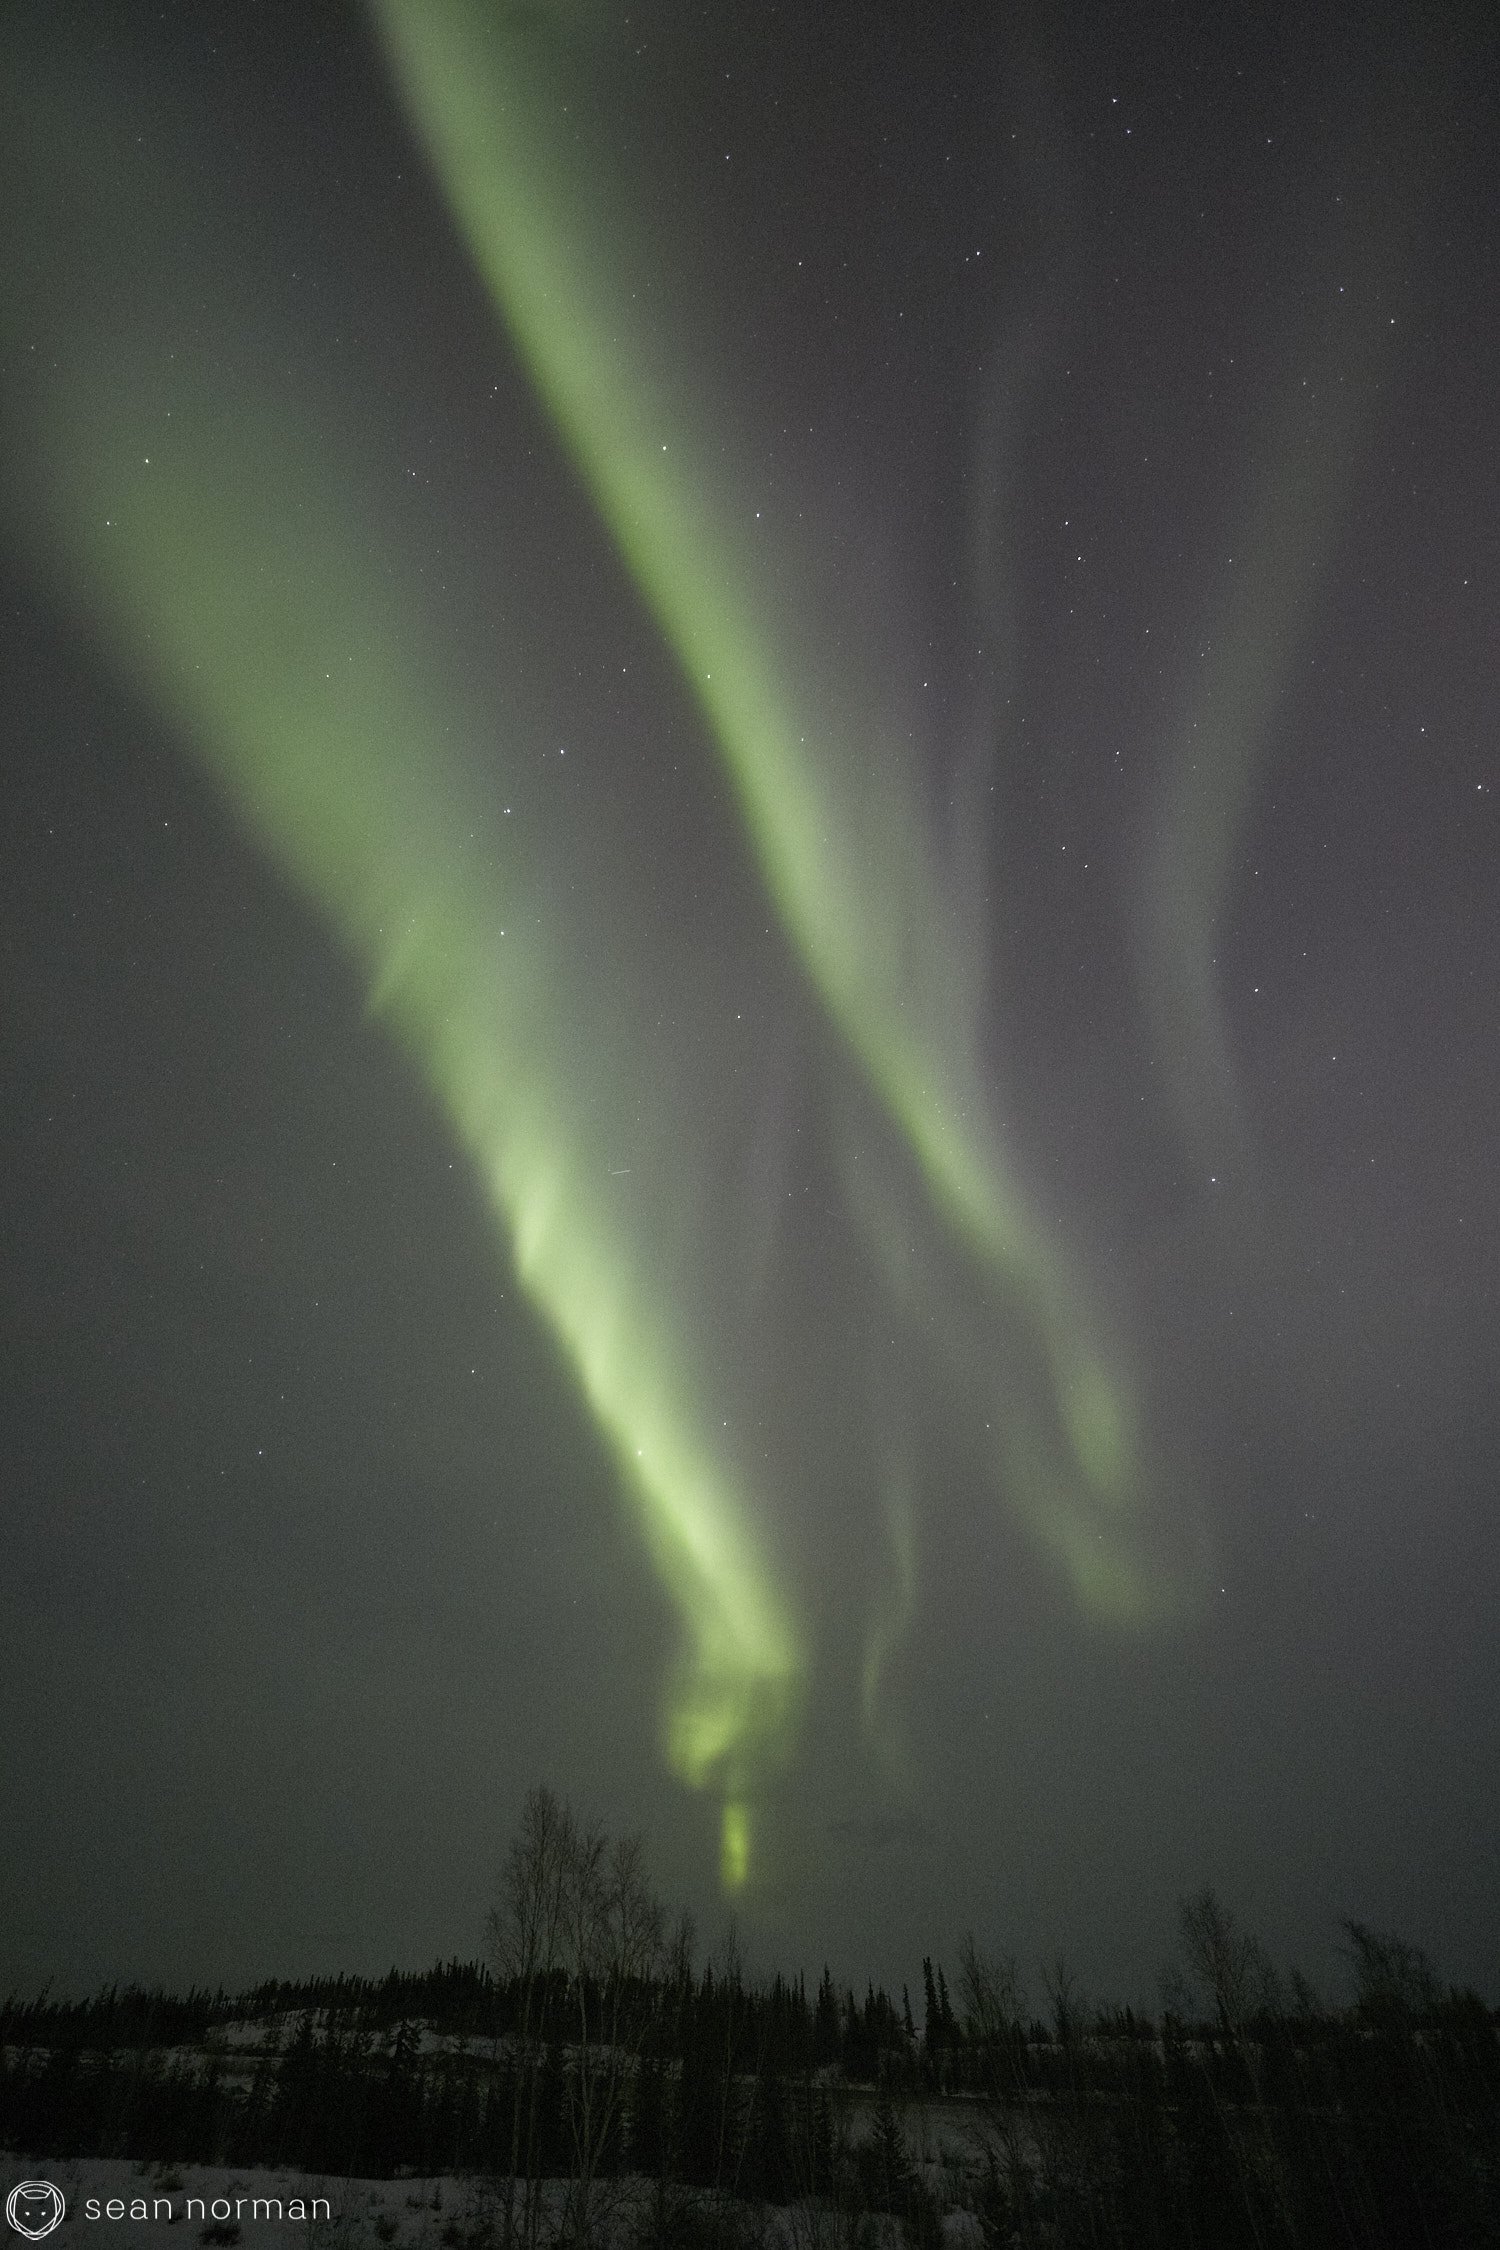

{"left": 371, "top": 0, "right": 1175, "bottom": 1623}
{"left": 720, "top": 1800, "right": 751, "bottom": 1895}
{"left": 368, "top": 0, "right": 1008, "bottom": 1263}
{"left": 125, "top": 422, "right": 794, "bottom": 1804}
{"left": 8, "top": 337, "right": 800, "bottom": 1865}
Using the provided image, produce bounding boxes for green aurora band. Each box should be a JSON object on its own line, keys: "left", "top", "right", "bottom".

{"left": 1, "top": 3, "right": 1213, "bottom": 1892}
{"left": 35, "top": 399, "right": 805, "bottom": 1880}
{"left": 1, "top": 59, "right": 802, "bottom": 1882}
{"left": 367, "top": 0, "right": 1184, "bottom": 1617}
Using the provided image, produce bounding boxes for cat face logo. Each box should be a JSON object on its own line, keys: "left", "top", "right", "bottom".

{"left": 6, "top": 2183, "right": 65, "bottom": 2241}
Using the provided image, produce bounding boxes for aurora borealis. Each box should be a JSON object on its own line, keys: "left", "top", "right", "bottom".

{"left": 3, "top": 0, "right": 1497, "bottom": 2001}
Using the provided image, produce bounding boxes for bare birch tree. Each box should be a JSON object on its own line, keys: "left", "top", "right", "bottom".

{"left": 561, "top": 1827, "right": 666, "bottom": 2247}
{"left": 488, "top": 1786, "right": 668, "bottom": 2250}
{"left": 489, "top": 1785, "right": 578, "bottom": 2250}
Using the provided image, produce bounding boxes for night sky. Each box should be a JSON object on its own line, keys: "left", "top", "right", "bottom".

{"left": 3, "top": 0, "right": 1497, "bottom": 2009}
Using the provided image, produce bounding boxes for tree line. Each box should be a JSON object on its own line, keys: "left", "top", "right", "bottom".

{"left": 3, "top": 1787, "right": 1497, "bottom": 2248}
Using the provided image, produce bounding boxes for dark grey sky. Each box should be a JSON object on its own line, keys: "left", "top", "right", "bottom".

{"left": 2, "top": 0, "right": 1496, "bottom": 2010}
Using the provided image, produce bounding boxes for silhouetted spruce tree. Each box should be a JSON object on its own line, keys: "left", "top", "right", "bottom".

{"left": 677, "top": 1985, "right": 738, "bottom": 2190}
{"left": 936, "top": 1966, "right": 956, "bottom": 2044}
{"left": 921, "top": 1958, "right": 941, "bottom": 2064}
{"left": 864, "top": 2091, "right": 915, "bottom": 2217}
{"left": 269, "top": 2012, "right": 318, "bottom": 2170}
{"left": 812, "top": 1967, "right": 840, "bottom": 2069}
{"left": 789, "top": 2073, "right": 836, "bottom": 2205}
{"left": 741, "top": 2040, "right": 794, "bottom": 2204}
